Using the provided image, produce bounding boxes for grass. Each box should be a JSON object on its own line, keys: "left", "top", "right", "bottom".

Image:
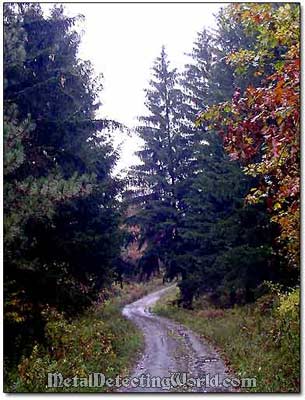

{"left": 5, "top": 276, "right": 166, "bottom": 393}
{"left": 153, "top": 286, "right": 300, "bottom": 393}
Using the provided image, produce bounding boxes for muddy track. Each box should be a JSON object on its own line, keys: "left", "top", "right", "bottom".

{"left": 120, "top": 286, "right": 235, "bottom": 393}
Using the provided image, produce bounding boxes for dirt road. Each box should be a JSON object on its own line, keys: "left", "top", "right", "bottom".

{"left": 121, "top": 286, "right": 235, "bottom": 392}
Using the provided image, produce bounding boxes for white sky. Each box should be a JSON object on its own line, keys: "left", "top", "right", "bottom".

{"left": 43, "top": 2, "right": 225, "bottom": 173}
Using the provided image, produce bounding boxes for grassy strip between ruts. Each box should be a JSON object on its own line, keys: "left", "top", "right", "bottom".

{"left": 6, "top": 277, "right": 166, "bottom": 393}
{"left": 153, "top": 286, "right": 300, "bottom": 393}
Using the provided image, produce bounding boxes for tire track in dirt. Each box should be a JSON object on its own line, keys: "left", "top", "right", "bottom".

{"left": 120, "top": 286, "right": 235, "bottom": 392}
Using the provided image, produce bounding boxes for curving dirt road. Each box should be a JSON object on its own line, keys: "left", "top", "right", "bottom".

{"left": 121, "top": 286, "right": 235, "bottom": 392}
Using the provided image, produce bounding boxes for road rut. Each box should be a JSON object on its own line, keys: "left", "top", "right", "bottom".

{"left": 121, "top": 286, "right": 235, "bottom": 392}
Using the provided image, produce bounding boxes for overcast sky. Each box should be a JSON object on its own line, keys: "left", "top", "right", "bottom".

{"left": 44, "top": 3, "right": 225, "bottom": 173}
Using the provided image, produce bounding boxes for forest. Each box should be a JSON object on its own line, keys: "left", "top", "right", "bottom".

{"left": 3, "top": 2, "right": 300, "bottom": 393}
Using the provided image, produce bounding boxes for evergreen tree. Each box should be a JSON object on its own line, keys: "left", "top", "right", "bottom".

{"left": 129, "top": 39, "right": 281, "bottom": 308}
{"left": 128, "top": 47, "right": 192, "bottom": 280}
{"left": 128, "top": 10, "right": 287, "bottom": 308}
{"left": 174, "top": 13, "right": 284, "bottom": 307}
{"left": 4, "top": 3, "right": 123, "bottom": 367}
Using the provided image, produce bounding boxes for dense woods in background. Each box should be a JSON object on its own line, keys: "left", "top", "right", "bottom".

{"left": 4, "top": 2, "right": 299, "bottom": 391}
{"left": 127, "top": 3, "right": 299, "bottom": 307}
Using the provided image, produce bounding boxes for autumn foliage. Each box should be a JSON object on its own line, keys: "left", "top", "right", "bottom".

{"left": 198, "top": 4, "right": 300, "bottom": 268}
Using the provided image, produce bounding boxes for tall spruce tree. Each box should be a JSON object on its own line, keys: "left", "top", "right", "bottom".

{"left": 4, "top": 3, "right": 123, "bottom": 367}
{"left": 128, "top": 9, "right": 287, "bottom": 308}
{"left": 174, "top": 13, "right": 284, "bottom": 307}
{"left": 129, "top": 40, "right": 280, "bottom": 308}
{"left": 128, "top": 47, "right": 193, "bottom": 280}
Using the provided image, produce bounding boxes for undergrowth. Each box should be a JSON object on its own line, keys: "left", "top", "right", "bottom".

{"left": 154, "top": 285, "right": 300, "bottom": 393}
{"left": 5, "top": 277, "right": 165, "bottom": 393}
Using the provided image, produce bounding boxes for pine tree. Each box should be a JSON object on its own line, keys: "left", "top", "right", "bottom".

{"left": 129, "top": 47, "right": 193, "bottom": 279}
{"left": 4, "top": 3, "right": 123, "bottom": 368}
{"left": 174, "top": 14, "right": 284, "bottom": 307}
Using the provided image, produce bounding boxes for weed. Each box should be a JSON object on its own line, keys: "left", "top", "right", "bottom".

{"left": 154, "top": 287, "right": 300, "bottom": 393}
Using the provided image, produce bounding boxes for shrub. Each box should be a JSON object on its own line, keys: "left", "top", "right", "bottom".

{"left": 10, "top": 300, "right": 142, "bottom": 392}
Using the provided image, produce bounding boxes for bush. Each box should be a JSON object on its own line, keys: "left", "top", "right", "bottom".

{"left": 6, "top": 278, "right": 165, "bottom": 393}
{"left": 8, "top": 300, "right": 142, "bottom": 393}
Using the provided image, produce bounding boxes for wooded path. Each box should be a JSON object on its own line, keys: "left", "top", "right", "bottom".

{"left": 121, "top": 286, "right": 234, "bottom": 392}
